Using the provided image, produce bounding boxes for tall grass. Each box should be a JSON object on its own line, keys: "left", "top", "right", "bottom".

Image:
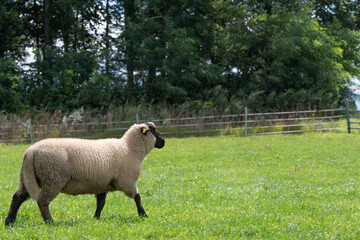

{"left": 0, "top": 105, "right": 347, "bottom": 142}
{"left": 0, "top": 103, "right": 232, "bottom": 141}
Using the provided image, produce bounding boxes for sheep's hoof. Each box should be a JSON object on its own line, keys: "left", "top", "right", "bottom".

{"left": 5, "top": 218, "right": 15, "bottom": 227}
{"left": 139, "top": 213, "right": 148, "bottom": 218}
{"left": 44, "top": 219, "right": 54, "bottom": 224}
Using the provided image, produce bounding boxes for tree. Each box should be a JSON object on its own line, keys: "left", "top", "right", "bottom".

{"left": 117, "top": 0, "right": 217, "bottom": 105}
{"left": 0, "top": 1, "right": 26, "bottom": 59}
{"left": 1, "top": 0, "right": 360, "bottom": 113}
{"left": 212, "top": 0, "right": 359, "bottom": 110}
{"left": 314, "top": 0, "right": 360, "bottom": 30}
{"left": 0, "top": 1, "right": 28, "bottom": 112}
{"left": 0, "top": 59, "right": 23, "bottom": 112}
{"left": 26, "top": 0, "right": 102, "bottom": 110}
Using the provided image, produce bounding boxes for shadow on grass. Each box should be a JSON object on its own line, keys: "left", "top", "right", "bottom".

{"left": 100, "top": 214, "right": 147, "bottom": 224}
{"left": 4, "top": 214, "right": 147, "bottom": 229}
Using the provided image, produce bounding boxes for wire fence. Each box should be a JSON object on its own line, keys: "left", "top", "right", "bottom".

{"left": 0, "top": 108, "right": 347, "bottom": 144}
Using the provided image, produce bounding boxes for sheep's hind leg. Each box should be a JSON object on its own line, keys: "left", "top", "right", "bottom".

{"left": 5, "top": 187, "right": 30, "bottom": 226}
{"left": 37, "top": 188, "right": 57, "bottom": 223}
{"left": 94, "top": 192, "right": 107, "bottom": 219}
{"left": 134, "top": 194, "right": 148, "bottom": 218}
{"left": 37, "top": 200, "right": 53, "bottom": 223}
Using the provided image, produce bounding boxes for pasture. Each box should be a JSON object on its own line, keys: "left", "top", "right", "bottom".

{"left": 1, "top": 133, "right": 359, "bottom": 239}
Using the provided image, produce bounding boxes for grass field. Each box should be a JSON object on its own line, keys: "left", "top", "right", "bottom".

{"left": 1, "top": 133, "right": 360, "bottom": 239}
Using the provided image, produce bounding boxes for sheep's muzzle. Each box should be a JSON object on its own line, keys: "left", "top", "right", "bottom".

{"left": 155, "top": 137, "right": 165, "bottom": 149}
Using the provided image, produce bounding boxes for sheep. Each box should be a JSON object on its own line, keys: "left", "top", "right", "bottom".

{"left": 5, "top": 122, "right": 165, "bottom": 225}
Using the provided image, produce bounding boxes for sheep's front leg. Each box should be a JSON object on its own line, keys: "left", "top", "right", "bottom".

{"left": 94, "top": 192, "right": 107, "bottom": 219}
{"left": 134, "top": 194, "right": 148, "bottom": 218}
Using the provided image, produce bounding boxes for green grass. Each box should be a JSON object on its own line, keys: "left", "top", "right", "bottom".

{"left": 1, "top": 133, "right": 360, "bottom": 239}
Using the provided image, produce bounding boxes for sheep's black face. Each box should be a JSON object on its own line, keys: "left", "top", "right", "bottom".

{"left": 145, "top": 123, "right": 165, "bottom": 149}
{"left": 154, "top": 134, "right": 165, "bottom": 149}
{"left": 151, "top": 128, "right": 165, "bottom": 149}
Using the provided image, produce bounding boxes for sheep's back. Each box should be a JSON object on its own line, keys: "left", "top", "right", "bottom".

{"left": 31, "top": 138, "right": 123, "bottom": 195}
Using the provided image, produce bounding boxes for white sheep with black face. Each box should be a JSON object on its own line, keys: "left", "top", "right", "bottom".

{"left": 5, "top": 122, "right": 165, "bottom": 225}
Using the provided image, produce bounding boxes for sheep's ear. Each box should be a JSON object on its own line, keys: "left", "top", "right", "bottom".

{"left": 141, "top": 126, "right": 150, "bottom": 135}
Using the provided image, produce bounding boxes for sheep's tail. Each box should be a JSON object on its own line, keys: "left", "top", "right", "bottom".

{"left": 22, "top": 149, "right": 40, "bottom": 201}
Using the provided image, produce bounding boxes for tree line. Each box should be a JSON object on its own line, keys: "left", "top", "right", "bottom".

{"left": 1, "top": 0, "right": 360, "bottom": 113}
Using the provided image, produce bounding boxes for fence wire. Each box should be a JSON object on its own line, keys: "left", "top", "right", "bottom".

{"left": 0, "top": 108, "right": 347, "bottom": 143}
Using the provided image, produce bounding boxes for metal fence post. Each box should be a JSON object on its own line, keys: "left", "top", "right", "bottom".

{"left": 245, "top": 106, "right": 248, "bottom": 137}
{"left": 136, "top": 114, "right": 139, "bottom": 124}
{"left": 346, "top": 100, "right": 351, "bottom": 134}
{"left": 29, "top": 118, "right": 34, "bottom": 144}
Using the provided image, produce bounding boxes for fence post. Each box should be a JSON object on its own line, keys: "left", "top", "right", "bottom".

{"left": 136, "top": 114, "right": 139, "bottom": 124}
{"left": 346, "top": 100, "right": 351, "bottom": 134}
{"left": 245, "top": 106, "right": 248, "bottom": 137}
{"left": 29, "top": 118, "right": 34, "bottom": 144}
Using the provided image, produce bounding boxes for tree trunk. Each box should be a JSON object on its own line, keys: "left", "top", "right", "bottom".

{"left": 265, "top": 0, "right": 272, "bottom": 15}
{"left": 34, "top": 0, "right": 40, "bottom": 50}
{"left": 124, "top": 0, "right": 135, "bottom": 102}
{"left": 74, "top": 9, "right": 78, "bottom": 51}
{"left": 43, "top": 0, "right": 52, "bottom": 82}
{"left": 44, "top": 0, "right": 51, "bottom": 46}
{"left": 105, "top": 0, "right": 110, "bottom": 75}
{"left": 60, "top": 13, "right": 68, "bottom": 52}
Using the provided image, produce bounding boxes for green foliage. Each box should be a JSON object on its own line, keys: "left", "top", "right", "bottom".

{"left": 0, "top": 0, "right": 359, "bottom": 113}
{"left": 213, "top": 1, "right": 359, "bottom": 111}
{"left": 78, "top": 73, "right": 114, "bottom": 109}
{"left": 1, "top": 133, "right": 360, "bottom": 238}
{"left": 0, "top": 59, "right": 23, "bottom": 112}
{"left": 0, "top": 1, "right": 27, "bottom": 58}
{"left": 314, "top": 0, "right": 360, "bottom": 30}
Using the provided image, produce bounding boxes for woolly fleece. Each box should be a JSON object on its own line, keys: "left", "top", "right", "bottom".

{"left": 22, "top": 122, "right": 158, "bottom": 201}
